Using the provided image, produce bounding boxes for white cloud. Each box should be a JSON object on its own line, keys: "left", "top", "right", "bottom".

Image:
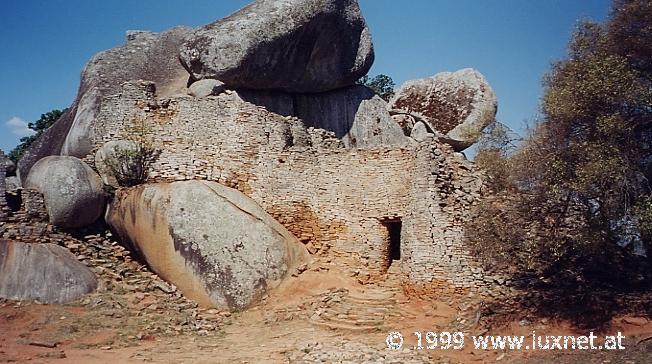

{"left": 5, "top": 117, "right": 36, "bottom": 137}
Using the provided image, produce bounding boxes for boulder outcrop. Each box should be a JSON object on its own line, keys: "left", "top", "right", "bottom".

{"left": 25, "top": 156, "right": 106, "bottom": 228}
{"left": 17, "top": 27, "right": 192, "bottom": 182}
{"left": 7, "top": 0, "right": 495, "bottom": 303}
{"left": 106, "top": 180, "right": 309, "bottom": 310}
{"left": 16, "top": 0, "right": 380, "bottom": 182}
{"left": 389, "top": 68, "right": 497, "bottom": 151}
{"left": 0, "top": 240, "right": 97, "bottom": 303}
{"left": 179, "top": 0, "right": 374, "bottom": 93}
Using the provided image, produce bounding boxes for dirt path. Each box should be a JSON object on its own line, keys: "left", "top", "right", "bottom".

{"left": 2, "top": 249, "right": 651, "bottom": 363}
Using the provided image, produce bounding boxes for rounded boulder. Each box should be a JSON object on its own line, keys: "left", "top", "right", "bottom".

{"left": 106, "top": 180, "right": 309, "bottom": 310}
{"left": 25, "top": 156, "right": 106, "bottom": 228}
{"left": 188, "top": 79, "right": 226, "bottom": 98}
{"left": 389, "top": 68, "right": 497, "bottom": 151}
{"left": 0, "top": 240, "right": 97, "bottom": 304}
{"left": 179, "top": 0, "right": 374, "bottom": 93}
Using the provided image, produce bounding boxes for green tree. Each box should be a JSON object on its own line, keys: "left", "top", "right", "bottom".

{"left": 357, "top": 74, "right": 396, "bottom": 102}
{"left": 8, "top": 109, "right": 66, "bottom": 162}
{"left": 474, "top": 122, "right": 519, "bottom": 193}
{"left": 467, "top": 0, "right": 652, "bottom": 284}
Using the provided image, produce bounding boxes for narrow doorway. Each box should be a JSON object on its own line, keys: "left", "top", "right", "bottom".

{"left": 383, "top": 220, "right": 402, "bottom": 265}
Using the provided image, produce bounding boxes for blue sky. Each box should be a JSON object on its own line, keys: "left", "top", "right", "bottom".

{"left": 0, "top": 0, "right": 610, "bottom": 153}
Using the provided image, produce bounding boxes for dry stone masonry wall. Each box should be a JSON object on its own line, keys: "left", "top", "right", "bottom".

{"left": 0, "top": 189, "right": 52, "bottom": 243}
{"left": 89, "top": 81, "right": 492, "bottom": 297}
{"left": 0, "top": 152, "right": 55, "bottom": 242}
{"left": 403, "top": 140, "right": 491, "bottom": 297}
{"left": 0, "top": 150, "right": 8, "bottom": 219}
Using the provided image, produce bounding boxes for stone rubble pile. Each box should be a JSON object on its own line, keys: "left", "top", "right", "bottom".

{"left": 61, "top": 230, "right": 228, "bottom": 336}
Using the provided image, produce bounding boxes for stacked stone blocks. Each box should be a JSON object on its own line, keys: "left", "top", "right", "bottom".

{"left": 0, "top": 151, "right": 8, "bottom": 220}
{"left": 89, "top": 81, "right": 492, "bottom": 297}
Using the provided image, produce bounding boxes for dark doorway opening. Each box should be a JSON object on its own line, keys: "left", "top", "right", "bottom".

{"left": 384, "top": 220, "right": 402, "bottom": 263}
{"left": 6, "top": 192, "right": 21, "bottom": 212}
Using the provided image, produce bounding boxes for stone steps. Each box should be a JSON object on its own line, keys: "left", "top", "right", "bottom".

{"left": 311, "top": 319, "right": 386, "bottom": 333}
{"left": 307, "top": 261, "right": 423, "bottom": 332}
{"left": 344, "top": 295, "right": 395, "bottom": 307}
{"left": 322, "top": 302, "right": 418, "bottom": 320}
{"left": 309, "top": 275, "right": 419, "bottom": 332}
{"left": 319, "top": 313, "right": 384, "bottom": 327}
{"left": 320, "top": 306, "right": 390, "bottom": 319}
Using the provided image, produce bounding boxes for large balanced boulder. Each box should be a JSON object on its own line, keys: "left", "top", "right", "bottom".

{"left": 179, "top": 0, "right": 374, "bottom": 93}
{"left": 389, "top": 68, "right": 497, "bottom": 151}
{"left": 25, "top": 156, "right": 106, "bottom": 228}
{"left": 0, "top": 240, "right": 97, "bottom": 304}
{"left": 107, "top": 181, "right": 309, "bottom": 310}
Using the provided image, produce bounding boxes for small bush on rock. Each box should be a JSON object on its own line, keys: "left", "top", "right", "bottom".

{"left": 104, "top": 117, "right": 159, "bottom": 187}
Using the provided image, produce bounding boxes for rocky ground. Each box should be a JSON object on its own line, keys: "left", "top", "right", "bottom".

{"left": 1, "top": 230, "right": 652, "bottom": 363}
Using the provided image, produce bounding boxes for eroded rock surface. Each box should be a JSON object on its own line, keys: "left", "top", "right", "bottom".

{"left": 25, "top": 156, "right": 106, "bottom": 228}
{"left": 0, "top": 240, "right": 97, "bottom": 303}
{"left": 179, "top": 0, "right": 374, "bottom": 93}
{"left": 389, "top": 68, "right": 497, "bottom": 151}
{"left": 107, "top": 180, "right": 309, "bottom": 310}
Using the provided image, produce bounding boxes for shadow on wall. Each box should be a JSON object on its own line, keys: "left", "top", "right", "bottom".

{"left": 237, "top": 85, "right": 375, "bottom": 140}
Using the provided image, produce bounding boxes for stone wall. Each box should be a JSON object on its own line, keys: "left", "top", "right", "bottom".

{"left": 403, "top": 140, "right": 490, "bottom": 296}
{"left": 88, "top": 81, "right": 491, "bottom": 297}
{"left": 0, "top": 189, "right": 51, "bottom": 243}
{"left": 0, "top": 150, "right": 9, "bottom": 220}
{"left": 0, "top": 150, "right": 52, "bottom": 241}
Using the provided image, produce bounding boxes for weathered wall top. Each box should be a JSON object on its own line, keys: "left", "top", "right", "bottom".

{"left": 17, "top": 27, "right": 192, "bottom": 181}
